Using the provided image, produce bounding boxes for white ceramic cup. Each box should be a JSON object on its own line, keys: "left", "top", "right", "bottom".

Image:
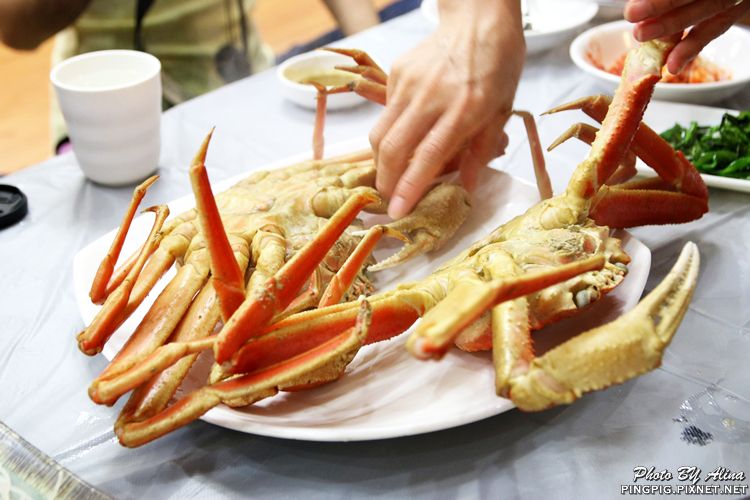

{"left": 51, "top": 50, "right": 162, "bottom": 186}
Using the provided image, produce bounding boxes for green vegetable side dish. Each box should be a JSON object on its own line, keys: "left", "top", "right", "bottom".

{"left": 661, "top": 111, "right": 750, "bottom": 180}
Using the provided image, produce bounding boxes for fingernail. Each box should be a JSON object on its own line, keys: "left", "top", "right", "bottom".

{"left": 388, "top": 196, "right": 409, "bottom": 219}
{"left": 635, "top": 22, "right": 664, "bottom": 41}
{"left": 624, "top": 0, "right": 652, "bottom": 22}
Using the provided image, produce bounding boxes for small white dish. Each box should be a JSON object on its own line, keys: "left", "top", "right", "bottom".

{"left": 420, "top": 0, "right": 598, "bottom": 56}
{"left": 74, "top": 137, "right": 651, "bottom": 442}
{"left": 277, "top": 50, "right": 370, "bottom": 110}
{"left": 570, "top": 20, "right": 750, "bottom": 104}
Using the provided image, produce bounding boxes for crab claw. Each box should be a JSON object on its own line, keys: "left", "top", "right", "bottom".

{"left": 509, "top": 242, "right": 700, "bottom": 411}
{"left": 368, "top": 183, "right": 471, "bottom": 272}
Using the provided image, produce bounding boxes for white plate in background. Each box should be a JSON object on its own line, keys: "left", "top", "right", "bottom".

{"left": 421, "top": 0, "right": 598, "bottom": 55}
{"left": 571, "top": 20, "right": 750, "bottom": 104}
{"left": 74, "top": 138, "right": 650, "bottom": 441}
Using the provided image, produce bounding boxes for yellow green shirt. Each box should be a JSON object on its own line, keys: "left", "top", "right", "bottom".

{"left": 52, "top": 0, "right": 274, "bottom": 146}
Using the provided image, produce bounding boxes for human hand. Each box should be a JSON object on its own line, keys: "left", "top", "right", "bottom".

{"left": 369, "top": 0, "right": 524, "bottom": 219}
{"left": 625, "top": 0, "right": 750, "bottom": 74}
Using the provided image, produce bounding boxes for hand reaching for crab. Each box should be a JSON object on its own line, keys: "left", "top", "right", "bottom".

{"left": 369, "top": 0, "right": 524, "bottom": 219}
{"left": 625, "top": 0, "right": 750, "bottom": 74}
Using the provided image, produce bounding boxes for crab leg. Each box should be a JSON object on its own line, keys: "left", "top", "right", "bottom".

{"left": 546, "top": 123, "right": 638, "bottom": 185}
{"left": 215, "top": 189, "right": 381, "bottom": 364}
{"left": 310, "top": 82, "right": 327, "bottom": 160}
{"left": 116, "top": 299, "right": 372, "bottom": 448}
{"left": 77, "top": 205, "right": 170, "bottom": 355}
{"left": 189, "top": 129, "right": 246, "bottom": 320}
{"left": 546, "top": 94, "right": 708, "bottom": 200}
{"left": 320, "top": 48, "right": 387, "bottom": 105}
{"left": 368, "top": 183, "right": 471, "bottom": 272}
{"left": 93, "top": 249, "right": 211, "bottom": 385}
{"left": 88, "top": 176, "right": 159, "bottom": 304}
{"left": 324, "top": 48, "right": 387, "bottom": 84}
{"left": 319, "top": 225, "right": 403, "bottom": 306}
{"left": 407, "top": 255, "right": 606, "bottom": 359}
{"left": 509, "top": 242, "right": 700, "bottom": 411}
{"left": 547, "top": 120, "right": 708, "bottom": 227}
{"left": 91, "top": 246, "right": 248, "bottom": 406}
{"left": 96, "top": 231, "right": 281, "bottom": 407}
{"left": 513, "top": 111, "right": 553, "bottom": 200}
{"left": 566, "top": 38, "right": 681, "bottom": 203}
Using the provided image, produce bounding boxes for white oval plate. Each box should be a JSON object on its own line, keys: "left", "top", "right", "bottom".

{"left": 571, "top": 20, "right": 750, "bottom": 104}
{"left": 74, "top": 138, "right": 650, "bottom": 441}
{"left": 421, "top": 0, "right": 598, "bottom": 56}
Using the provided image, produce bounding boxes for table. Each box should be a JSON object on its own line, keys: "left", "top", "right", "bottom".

{"left": 2, "top": 11, "right": 749, "bottom": 499}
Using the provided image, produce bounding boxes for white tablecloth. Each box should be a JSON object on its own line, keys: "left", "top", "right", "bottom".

{"left": 1, "top": 11, "right": 749, "bottom": 499}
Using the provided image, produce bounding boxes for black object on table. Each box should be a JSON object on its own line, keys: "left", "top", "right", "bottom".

{"left": 0, "top": 184, "right": 28, "bottom": 229}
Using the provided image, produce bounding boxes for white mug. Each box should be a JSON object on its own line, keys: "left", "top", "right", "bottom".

{"left": 51, "top": 50, "right": 162, "bottom": 186}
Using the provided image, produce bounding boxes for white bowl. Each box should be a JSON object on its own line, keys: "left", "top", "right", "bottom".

{"left": 420, "top": 0, "right": 598, "bottom": 56}
{"left": 277, "top": 50, "right": 371, "bottom": 110}
{"left": 570, "top": 20, "right": 750, "bottom": 104}
{"left": 524, "top": 0, "right": 599, "bottom": 55}
{"left": 593, "top": 0, "right": 625, "bottom": 20}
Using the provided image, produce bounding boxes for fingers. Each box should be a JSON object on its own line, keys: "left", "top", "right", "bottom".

{"left": 371, "top": 100, "right": 441, "bottom": 199}
{"left": 459, "top": 123, "right": 509, "bottom": 192}
{"left": 630, "top": 0, "right": 742, "bottom": 42}
{"left": 388, "top": 106, "right": 484, "bottom": 218}
{"left": 666, "top": 1, "right": 750, "bottom": 72}
{"left": 625, "top": 0, "right": 694, "bottom": 22}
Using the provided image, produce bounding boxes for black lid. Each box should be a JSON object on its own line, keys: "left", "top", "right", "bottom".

{"left": 0, "top": 184, "right": 28, "bottom": 229}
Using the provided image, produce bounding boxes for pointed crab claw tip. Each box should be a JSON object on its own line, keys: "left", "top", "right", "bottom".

{"left": 367, "top": 239, "right": 426, "bottom": 273}
{"left": 407, "top": 336, "right": 432, "bottom": 360}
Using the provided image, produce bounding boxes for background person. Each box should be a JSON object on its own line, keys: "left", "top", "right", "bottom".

{"left": 0, "top": 0, "right": 381, "bottom": 151}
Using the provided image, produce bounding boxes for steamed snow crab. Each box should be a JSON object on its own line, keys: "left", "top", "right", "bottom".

{"left": 80, "top": 37, "right": 707, "bottom": 447}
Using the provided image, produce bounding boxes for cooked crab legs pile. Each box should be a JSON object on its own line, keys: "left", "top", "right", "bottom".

{"left": 77, "top": 37, "right": 706, "bottom": 447}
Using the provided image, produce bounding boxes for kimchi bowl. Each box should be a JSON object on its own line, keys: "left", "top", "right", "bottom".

{"left": 570, "top": 20, "right": 750, "bottom": 104}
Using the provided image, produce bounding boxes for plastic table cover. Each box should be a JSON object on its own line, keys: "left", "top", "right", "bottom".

{"left": 1, "top": 11, "right": 749, "bottom": 500}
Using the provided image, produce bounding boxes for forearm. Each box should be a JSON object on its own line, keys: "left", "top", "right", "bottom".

{"left": 322, "top": 0, "right": 379, "bottom": 36}
{"left": 0, "top": 0, "right": 90, "bottom": 50}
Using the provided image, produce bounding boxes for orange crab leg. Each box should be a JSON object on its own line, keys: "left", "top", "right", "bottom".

{"left": 407, "top": 255, "right": 606, "bottom": 359}
{"left": 334, "top": 64, "right": 387, "bottom": 85}
{"left": 94, "top": 252, "right": 210, "bottom": 384}
{"left": 513, "top": 110, "right": 553, "bottom": 200}
{"left": 77, "top": 205, "right": 170, "bottom": 355}
{"left": 310, "top": 82, "right": 327, "bottom": 160}
{"left": 215, "top": 190, "right": 381, "bottom": 364}
{"left": 589, "top": 187, "right": 709, "bottom": 227}
{"left": 322, "top": 47, "right": 387, "bottom": 83}
{"left": 546, "top": 115, "right": 708, "bottom": 227}
{"left": 565, "top": 37, "right": 682, "bottom": 200}
{"left": 230, "top": 290, "right": 425, "bottom": 375}
{"left": 546, "top": 94, "right": 708, "bottom": 200}
{"left": 319, "top": 225, "right": 406, "bottom": 307}
{"left": 546, "top": 122, "right": 638, "bottom": 186}
{"left": 189, "top": 129, "right": 246, "bottom": 320}
{"left": 326, "top": 79, "right": 386, "bottom": 105}
{"left": 231, "top": 255, "right": 604, "bottom": 375}
{"left": 116, "top": 300, "right": 372, "bottom": 448}
{"left": 89, "top": 175, "right": 159, "bottom": 304}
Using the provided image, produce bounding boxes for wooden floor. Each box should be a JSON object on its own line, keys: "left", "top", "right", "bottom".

{"left": 0, "top": 0, "right": 393, "bottom": 175}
